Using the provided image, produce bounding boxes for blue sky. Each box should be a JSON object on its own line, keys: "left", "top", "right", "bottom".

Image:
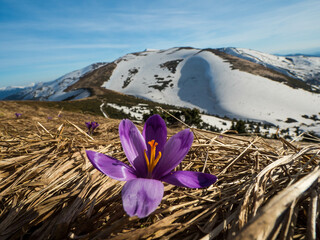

{"left": 0, "top": 0, "right": 320, "bottom": 88}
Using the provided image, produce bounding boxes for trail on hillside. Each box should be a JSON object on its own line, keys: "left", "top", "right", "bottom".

{"left": 100, "top": 102, "right": 109, "bottom": 118}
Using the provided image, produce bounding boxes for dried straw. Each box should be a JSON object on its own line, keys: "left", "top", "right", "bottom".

{"left": 0, "top": 102, "right": 319, "bottom": 239}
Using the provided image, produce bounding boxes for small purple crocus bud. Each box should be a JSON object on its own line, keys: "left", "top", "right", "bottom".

{"left": 85, "top": 121, "right": 99, "bottom": 135}
{"left": 85, "top": 122, "right": 92, "bottom": 129}
{"left": 91, "top": 122, "right": 99, "bottom": 131}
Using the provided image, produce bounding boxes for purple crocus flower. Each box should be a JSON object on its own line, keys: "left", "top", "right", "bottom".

{"left": 15, "top": 113, "right": 22, "bottom": 118}
{"left": 85, "top": 121, "right": 91, "bottom": 129}
{"left": 86, "top": 115, "right": 217, "bottom": 218}
{"left": 85, "top": 121, "right": 99, "bottom": 135}
{"left": 91, "top": 121, "right": 99, "bottom": 131}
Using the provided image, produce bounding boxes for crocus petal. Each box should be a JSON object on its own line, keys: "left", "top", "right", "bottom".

{"left": 161, "top": 171, "right": 217, "bottom": 188}
{"left": 92, "top": 123, "right": 99, "bottom": 131}
{"left": 122, "top": 178, "right": 164, "bottom": 218}
{"left": 143, "top": 114, "right": 167, "bottom": 154}
{"left": 153, "top": 129, "right": 194, "bottom": 179}
{"left": 119, "top": 119, "right": 148, "bottom": 177}
{"left": 85, "top": 122, "right": 91, "bottom": 129}
{"left": 86, "top": 150, "right": 137, "bottom": 181}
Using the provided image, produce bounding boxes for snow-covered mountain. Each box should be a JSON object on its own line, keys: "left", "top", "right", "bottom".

{"left": 219, "top": 47, "right": 320, "bottom": 86}
{"left": 1, "top": 47, "right": 320, "bottom": 135}
{"left": 101, "top": 47, "right": 320, "bottom": 134}
{"left": 0, "top": 63, "right": 107, "bottom": 101}
{"left": 0, "top": 86, "right": 29, "bottom": 100}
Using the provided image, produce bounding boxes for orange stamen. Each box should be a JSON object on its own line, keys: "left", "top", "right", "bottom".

{"left": 144, "top": 140, "right": 162, "bottom": 174}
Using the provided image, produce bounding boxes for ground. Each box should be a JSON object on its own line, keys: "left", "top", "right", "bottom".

{"left": 0, "top": 101, "right": 319, "bottom": 239}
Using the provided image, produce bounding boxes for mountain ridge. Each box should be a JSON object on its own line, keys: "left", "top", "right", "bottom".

{"left": 1, "top": 46, "right": 319, "bottom": 135}
{"left": 219, "top": 47, "right": 320, "bottom": 86}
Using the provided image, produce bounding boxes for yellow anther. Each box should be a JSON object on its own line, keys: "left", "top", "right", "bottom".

{"left": 153, "top": 151, "right": 162, "bottom": 170}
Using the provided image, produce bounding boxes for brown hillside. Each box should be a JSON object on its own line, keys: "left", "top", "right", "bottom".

{"left": 66, "top": 62, "right": 117, "bottom": 96}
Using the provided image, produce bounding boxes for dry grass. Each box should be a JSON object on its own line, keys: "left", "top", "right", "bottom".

{"left": 1, "top": 101, "right": 320, "bottom": 240}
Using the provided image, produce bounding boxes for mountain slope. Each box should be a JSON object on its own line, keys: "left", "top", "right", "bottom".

{"left": 219, "top": 47, "right": 320, "bottom": 87}
{"left": 100, "top": 48, "right": 320, "bottom": 131}
{"left": 0, "top": 86, "right": 28, "bottom": 100}
{"left": 2, "top": 63, "right": 107, "bottom": 101}
{"left": 1, "top": 47, "right": 320, "bottom": 134}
